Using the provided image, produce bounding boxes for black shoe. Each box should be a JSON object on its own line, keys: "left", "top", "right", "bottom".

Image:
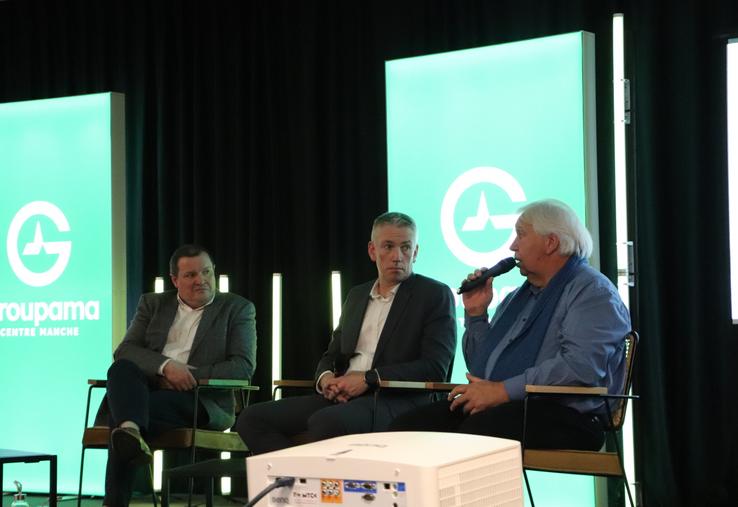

{"left": 111, "top": 426, "right": 152, "bottom": 465}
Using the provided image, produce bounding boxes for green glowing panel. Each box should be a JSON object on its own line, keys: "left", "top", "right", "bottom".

{"left": 0, "top": 93, "right": 126, "bottom": 495}
{"left": 387, "top": 32, "right": 599, "bottom": 506}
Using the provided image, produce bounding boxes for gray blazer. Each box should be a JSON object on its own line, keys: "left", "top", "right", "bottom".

{"left": 114, "top": 290, "right": 257, "bottom": 430}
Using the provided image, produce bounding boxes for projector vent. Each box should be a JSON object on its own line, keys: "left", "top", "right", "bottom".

{"left": 437, "top": 446, "right": 522, "bottom": 507}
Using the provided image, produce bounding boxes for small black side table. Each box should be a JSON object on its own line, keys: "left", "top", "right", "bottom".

{"left": 0, "top": 449, "right": 57, "bottom": 507}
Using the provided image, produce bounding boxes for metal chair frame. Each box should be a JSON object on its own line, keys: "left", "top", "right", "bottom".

{"left": 77, "top": 378, "right": 258, "bottom": 507}
{"left": 521, "top": 331, "right": 639, "bottom": 507}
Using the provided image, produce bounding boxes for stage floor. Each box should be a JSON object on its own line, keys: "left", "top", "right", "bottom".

{"left": 2, "top": 494, "right": 248, "bottom": 507}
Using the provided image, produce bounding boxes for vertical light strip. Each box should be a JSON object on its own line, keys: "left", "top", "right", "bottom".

{"left": 613, "top": 13, "right": 630, "bottom": 307}
{"left": 220, "top": 448, "right": 232, "bottom": 494}
{"left": 218, "top": 274, "right": 231, "bottom": 493}
{"left": 728, "top": 39, "right": 738, "bottom": 323}
{"left": 272, "top": 273, "right": 283, "bottom": 400}
{"left": 219, "top": 274, "right": 230, "bottom": 293}
{"left": 613, "top": 12, "right": 636, "bottom": 503}
{"left": 153, "top": 451, "right": 163, "bottom": 491}
{"left": 154, "top": 275, "right": 165, "bottom": 489}
{"left": 331, "top": 271, "right": 342, "bottom": 330}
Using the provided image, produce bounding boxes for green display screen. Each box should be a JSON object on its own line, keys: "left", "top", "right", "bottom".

{"left": 0, "top": 93, "right": 126, "bottom": 495}
{"left": 387, "top": 32, "right": 599, "bottom": 506}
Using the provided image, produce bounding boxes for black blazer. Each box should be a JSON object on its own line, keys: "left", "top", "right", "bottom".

{"left": 314, "top": 273, "right": 456, "bottom": 384}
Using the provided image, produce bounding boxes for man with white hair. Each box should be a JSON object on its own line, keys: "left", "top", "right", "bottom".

{"left": 390, "top": 199, "right": 630, "bottom": 450}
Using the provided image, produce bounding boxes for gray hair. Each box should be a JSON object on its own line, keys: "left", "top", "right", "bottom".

{"left": 518, "top": 199, "right": 592, "bottom": 258}
{"left": 371, "top": 211, "right": 417, "bottom": 241}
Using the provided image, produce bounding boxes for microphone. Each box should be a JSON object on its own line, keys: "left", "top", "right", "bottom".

{"left": 457, "top": 257, "right": 518, "bottom": 294}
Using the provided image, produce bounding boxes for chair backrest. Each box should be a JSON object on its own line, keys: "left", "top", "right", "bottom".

{"left": 607, "top": 330, "right": 639, "bottom": 430}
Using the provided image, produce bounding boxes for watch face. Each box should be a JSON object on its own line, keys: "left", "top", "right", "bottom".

{"left": 365, "top": 370, "right": 378, "bottom": 387}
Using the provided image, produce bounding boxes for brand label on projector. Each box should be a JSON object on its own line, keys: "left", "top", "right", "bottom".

{"left": 291, "top": 485, "right": 319, "bottom": 504}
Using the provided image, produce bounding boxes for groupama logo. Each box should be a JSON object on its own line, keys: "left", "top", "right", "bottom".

{"left": 440, "top": 167, "right": 526, "bottom": 267}
{"left": 6, "top": 201, "right": 72, "bottom": 287}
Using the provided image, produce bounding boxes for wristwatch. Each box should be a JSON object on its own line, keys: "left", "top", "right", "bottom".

{"left": 364, "top": 369, "right": 380, "bottom": 389}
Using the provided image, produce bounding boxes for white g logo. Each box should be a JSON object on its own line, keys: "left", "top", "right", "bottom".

{"left": 440, "top": 167, "right": 526, "bottom": 267}
{"left": 6, "top": 201, "right": 72, "bottom": 287}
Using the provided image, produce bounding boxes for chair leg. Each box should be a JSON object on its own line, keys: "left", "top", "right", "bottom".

{"left": 622, "top": 476, "right": 636, "bottom": 507}
{"left": 187, "top": 478, "right": 195, "bottom": 507}
{"left": 614, "top": 444, "right": 636, "bottom": 507}
{"left": 522, "top": 468, "right": 535, "bottom": 507}
{"left": 206, "top": 477, "right": 214, "bottom": 507}
{"left": 146, "top": 463, "right": 158, "bottom": 507}
{"left": 521, "top": 396, "right": 536, "bottom": 507}
{"left": 161, "top": 469, "right": 170, "bottom": 507}
{"left": 187, "top": 447, "right": 197, "bottom": 507}
{"left": 77, "top": 447, "right": 86, "bottom": 507}
{"left": 604, "top": 401, "right": 635, "bottom": 507}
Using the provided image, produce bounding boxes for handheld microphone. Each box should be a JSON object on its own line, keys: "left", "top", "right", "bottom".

{"left": 457, "top": 257, "right": 518, "bottom": 294}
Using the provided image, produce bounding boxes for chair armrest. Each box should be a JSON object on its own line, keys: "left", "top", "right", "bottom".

{"left": 271, "top": 379, "right": 461, "bottom": 396}
{"left": 271, "top": 379, "right": 316, "bottom": 400}
{"left": 89, "top": 378, "right": 258, "bottom": 390}
{"left": 525, "top": 384, "right": 639, "bottom": 400}
{"left": 273, "top": 379, "right": 315, "bottom": 389}
{"left": 526, "top": 385, "right": 607, "bottom": 395}
{"left": 197, "top": 379, "right": 259, "bottom": 391}
{"left": 379, "top": 380, "right": 459, "bottom": 391}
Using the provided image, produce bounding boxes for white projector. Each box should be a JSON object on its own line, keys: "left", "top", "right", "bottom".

{"left": 246, "top": 431, "right": 523, "bottom": 506}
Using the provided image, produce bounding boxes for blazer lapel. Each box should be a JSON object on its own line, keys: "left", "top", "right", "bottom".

{"left": 372, "top": 274, "right": 415, "bottom": 365}
{"left": 342, "top": 284, "right": 372, "bottom": 352}
{"left": 152, "top": 293, "right": 179, "bottom": 351}
{"left": 189, "top": 295, "right": 223, "bottom": 357}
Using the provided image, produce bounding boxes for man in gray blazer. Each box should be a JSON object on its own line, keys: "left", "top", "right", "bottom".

{"left": 235, "top": 212, "right": 456, "bottom": 454}
{"left": 104, "top": 244, "right": 256, "bottom": 507}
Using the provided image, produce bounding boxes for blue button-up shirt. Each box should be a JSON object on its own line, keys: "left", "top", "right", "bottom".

{"left": 463, "top": 262, "right": 631, "bottom": 414}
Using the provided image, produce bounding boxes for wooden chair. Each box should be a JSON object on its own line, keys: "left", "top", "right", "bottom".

{"left": 272, "top": 379, "right": 315, "bottom": 399}
{"left": 77, "top": 378, "right": 258, "bottom": 507}
{"left": 521, "top": 331, "right": 639, "bottom": 507}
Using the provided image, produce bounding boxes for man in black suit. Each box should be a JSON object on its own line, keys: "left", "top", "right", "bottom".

{"left": 103, "top": 244, "right": 256, "bottom": 507}
{"left": 235, "top": 212, "right": 456, "bottom": 454}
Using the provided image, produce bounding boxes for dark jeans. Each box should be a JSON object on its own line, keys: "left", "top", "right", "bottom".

{"left": 388, "top": 399, "right": 604, "bottom": 450}
{"left": 104, "top": 359, "right": 208, "bottom": 507}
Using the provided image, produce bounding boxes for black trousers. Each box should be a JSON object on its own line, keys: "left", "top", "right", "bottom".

{"left": 388, "top": 399, "right": 604, "bottom": 450}
{"left": 104, "top": 359, "right": 208, "bottom": 507}
{"left": 235, "top": 392, "right": 427, "bottom": 455}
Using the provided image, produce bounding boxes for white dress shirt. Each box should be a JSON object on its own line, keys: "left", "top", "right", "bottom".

{"left": 158, "top": 294, "right": 214, "bottom": 374}
{"left": 316, "top": 281, "right": 399, "bottom": 391}
{"left": 346, "top": 280, "right": 399, "bottom": 372}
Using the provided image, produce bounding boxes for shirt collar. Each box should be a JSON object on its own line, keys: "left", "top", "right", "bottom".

{"left": 177, "top": 292, "right": 216, "bottom": 311}
{"left": 370, "top": 280, "right": 401, "bottom": 301}
{"left": 528, "top": 284, "right": 542, "bottom": 297}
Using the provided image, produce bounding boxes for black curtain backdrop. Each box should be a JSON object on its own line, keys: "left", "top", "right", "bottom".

{"left": 1, "top": 0, "right": 736, "bottom": 504}
{"left": 626, "top": 0, "right": 738, "bottom": 505}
